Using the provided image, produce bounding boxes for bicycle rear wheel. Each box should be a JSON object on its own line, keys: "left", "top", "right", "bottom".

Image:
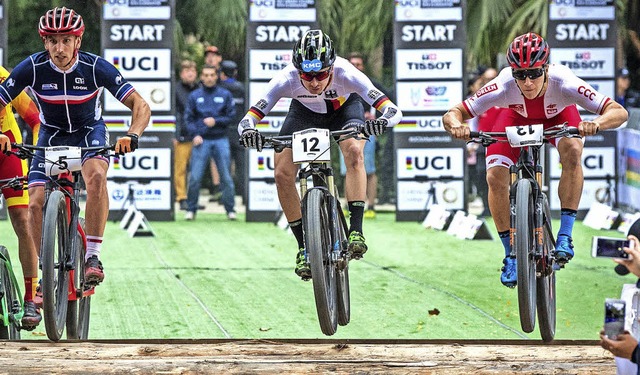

{"left": 333, "top": 195, "right": 350, "bottom": 326}
{"left": 41, "top": 190, "right": 70, "bottom": 342}
{"left": 515, "top": 179, "right": 536, "bottom": 333}
{"left": 303, "top": 188, "right": 338, "bottom": 336}
{"left": 66, "top": 218, "right": 87, "bottom": 339}
{"left": 0, "top": 246, "right": 21, "bottom": 340}
{"left": 537, "top": 194, "right": 556, "bottom": 342}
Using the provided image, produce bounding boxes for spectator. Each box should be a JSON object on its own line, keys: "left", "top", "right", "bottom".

{"left": 218, "top": 60, "right": 247, "bottom": 200}
{"left": 600, "top": 220, "right": 640, "bottom": 374}
{"left": 184, "top": 65, "right": 237, "bottom": 221}
{"left": 617, "top": 68, "right": 640, "bottom": 109}
{"left": 203, "top": 45, "right": 223, "bottom": 201}
{"left": 174, "top": 60, "right": 199, "bottom": 210}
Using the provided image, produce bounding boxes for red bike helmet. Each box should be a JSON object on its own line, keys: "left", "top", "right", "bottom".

{"left": 38, "top": 7, "right": 85, "bottom": 38}
{"left": 506, "top": 32, "right": 549, "bottom": 69}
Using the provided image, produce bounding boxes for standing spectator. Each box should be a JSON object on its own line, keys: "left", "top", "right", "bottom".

{"left": 203, "top": 45, "right": 223, "bottom": 201}
{"left": 617, "top": 67, "right": 640, "bottom": 109}
{"left": 184, "top": 65, "right": 237, "bottom": 220}
{"left": 174, "top": 60, "right": 199, "bottom": 210}
{"left": 218, "top": 60, "right": 247, "bottom": 200}
{"left": 626, "top": 0, "right": 640, "bottom": 91}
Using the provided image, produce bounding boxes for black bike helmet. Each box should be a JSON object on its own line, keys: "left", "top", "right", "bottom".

{"left": 292, "top": 30, "right": 336, "bottom": 72}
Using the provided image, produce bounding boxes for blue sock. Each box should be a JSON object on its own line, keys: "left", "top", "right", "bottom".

{"left": 558, "top": 209, "right": 577, "bottom": 239}
{"left": 499, "top": 230, "right": 511, "bottom": 258}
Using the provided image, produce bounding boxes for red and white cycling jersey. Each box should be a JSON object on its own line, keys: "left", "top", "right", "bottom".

{"left": 463, "top": 63, "right": 610, "bottom": 120}
{"left": 238, "top": 56, "right": 401, "bottom": 134}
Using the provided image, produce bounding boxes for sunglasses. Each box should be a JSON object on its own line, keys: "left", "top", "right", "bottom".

{"left": 299, "top": 69, "right": 332, "bottom": 82}
{"left": 512, "top": 68, "right": 545, "bottom": 81}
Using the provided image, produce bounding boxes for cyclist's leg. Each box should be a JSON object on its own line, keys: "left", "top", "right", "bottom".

{"left": 550, "top": 106, "right": 584, "bottom": 262}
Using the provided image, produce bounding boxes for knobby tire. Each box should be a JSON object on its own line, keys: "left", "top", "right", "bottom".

{"left": 42, "top": 190, "right": 70, "bottom": 342}
{"left": 303, "top": 188, "right": 338, "bottom": 336}
{"left": 333, "top": 194, "right": 350, "bottom": 326}
{"left": 515, "top": 180, "right": 536, "bottom": 333}
{"left": 537, "top": 194, "right": 557, "bottom": 342}
{"left": 0, "top": 246, "right": 20, "bottom": 340}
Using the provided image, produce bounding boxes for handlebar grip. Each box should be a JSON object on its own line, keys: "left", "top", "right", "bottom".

{"left": 567, "top": 127, "right": 580, "bottom": 135}
{"left": 469, "top": 131, "right": 480, "bottom": 138}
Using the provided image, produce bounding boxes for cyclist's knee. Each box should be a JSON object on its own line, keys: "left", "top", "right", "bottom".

{"left": 274, "top": 167, "right": 296, "bottom": 187}
{"left": 558, "top": 140, "right": 582, "bottom": 168}
{"left": 486, "top": 167, "right": 509, "bottom": 191}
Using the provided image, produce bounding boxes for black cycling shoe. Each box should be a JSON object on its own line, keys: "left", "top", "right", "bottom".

{"left": 21, "top": 300, "right": 42, "bottom": 330}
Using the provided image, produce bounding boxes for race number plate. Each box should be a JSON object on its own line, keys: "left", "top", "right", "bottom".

{"left": 291, "top": 128, "right": 331, "bottom": 163}
{"left": 44, "top": 146, "right": 82, "bottom": 176}
{"left": 505, "top": 124, "right": 544, "bottom": 147}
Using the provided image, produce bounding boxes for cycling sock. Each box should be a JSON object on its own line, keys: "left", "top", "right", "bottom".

{"left": 348, "top": 201, "right": 365, "bottom": 233}
{"left": 86, "top": 236, "right": 103, "bottom": 261}
{"left": 289, "top": 219, "right": 305, "bottom": 249}
{"left": 24, "top": 277, "right": 38, "bottom": 302}
{"left": 558, "top": 208, "right": 577, "bottom": 238}
{"left": 368, "top": 204, "right": 375, "bottom": 211}
{"left": 499, "top": 230, "right": 511, "bottom": 258}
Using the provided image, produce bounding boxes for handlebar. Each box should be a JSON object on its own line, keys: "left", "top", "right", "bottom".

{"left": 8, "top": 143, "right": 116, "bottom": 160}
{"left": 468, "top": 123, "right": 581, "bottom": 147}
{"left": 0, "top": 176, "right": 27, "bottom": 191}
{"left": 248, "top": 126, "right": 367, "bottom": 153}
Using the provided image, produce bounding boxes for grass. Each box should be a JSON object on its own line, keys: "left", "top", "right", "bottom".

{"left": 0, "top": 211, "right": 629, "bottom": 340}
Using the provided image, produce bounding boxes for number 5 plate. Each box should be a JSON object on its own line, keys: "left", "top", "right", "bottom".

{"left": 505, "top": 124, "right": 544, "bottom": 147}
{"left": 44, "top": 146, "right": 82, "bottom": 176}
{"left": 292, "top": 128, "right": 331, "bottom": 163}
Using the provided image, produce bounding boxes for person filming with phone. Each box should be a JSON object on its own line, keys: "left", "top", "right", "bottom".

{"left": 599, "top": 221, "right": 640, "bottom": 373}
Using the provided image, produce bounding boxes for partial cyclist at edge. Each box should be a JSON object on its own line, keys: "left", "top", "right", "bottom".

{"left": 0, "top": 7, "right": 151, "bottom": 287}
{"left": 239, "top": 30, "right": 402, "bottom": 280}
{"left": 442, "top": 32, "right": 628, "bottom": 287}
{"left": 0, "top": 65, "right": 42, "bottom": 329}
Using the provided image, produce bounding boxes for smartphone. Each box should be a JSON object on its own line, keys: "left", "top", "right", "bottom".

{"left": 591, "top": 236, "right": 634, "bottom": 259}
{"left": 604, "top": 298, "right": 626, "bottom": 340}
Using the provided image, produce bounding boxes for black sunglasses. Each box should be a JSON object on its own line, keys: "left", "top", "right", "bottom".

{"left": 512, "top": 68, "right": 545, "bottom": 81}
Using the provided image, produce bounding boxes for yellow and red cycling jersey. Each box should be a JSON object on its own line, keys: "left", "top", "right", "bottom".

{"left": 0, "top": 65, "right": 40, "bottom": 209}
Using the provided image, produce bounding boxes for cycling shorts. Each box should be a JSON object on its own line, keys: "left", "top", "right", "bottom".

{"left": 0, "top": 153, "right": 29, "bottom": 208}
{"left": 279, "top": 95, "right": 365, "bottom": 135}
{"left": 28, "top": 123, "right": 110, "bottom": 187}
{"left": 485, "top": 105, "right": 582, "bottom": 170}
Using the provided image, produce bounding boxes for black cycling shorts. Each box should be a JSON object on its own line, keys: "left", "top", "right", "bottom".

{"left": 279, "top": 95, "right": 364, "bottom": 136}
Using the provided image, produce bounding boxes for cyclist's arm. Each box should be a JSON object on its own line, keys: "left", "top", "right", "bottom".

{"left": 442, "top": 103, "right": 473, "bottom": 139}
{"left": 237, "top": 72, "right": 288, "bottom": 135}
{"left": 590, "top": 100, "right": 628, "bottom": 132}
{"left": 121, "top": 91, "right": 150, "bottom": 137}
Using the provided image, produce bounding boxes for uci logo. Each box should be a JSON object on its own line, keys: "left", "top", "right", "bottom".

{"left": 252, "top": 0, "right": 274, "bottom": 6}
{"left": 301, "top": 59, "right": 322, "bottom": 72}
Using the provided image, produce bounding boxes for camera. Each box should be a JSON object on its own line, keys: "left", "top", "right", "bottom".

{"left": 591, "top": 236, "right": 634, "bottom": 259}
{"left": 604, "top": 298, "right": 626, "bottom": 340}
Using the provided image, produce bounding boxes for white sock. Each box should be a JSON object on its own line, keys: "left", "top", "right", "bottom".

{"left": 85, "top": 236, "right": 103, "bottom": 262}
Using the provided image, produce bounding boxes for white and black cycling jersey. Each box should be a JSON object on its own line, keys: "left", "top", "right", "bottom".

{"left": 238, "top": 56, "right": 402, "bottom": 135}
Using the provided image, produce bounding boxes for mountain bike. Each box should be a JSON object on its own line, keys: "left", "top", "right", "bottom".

{"left": 261, "top": 127, "right": 363, "bottom": 336}
{"left": 11, "top": 143, "right": 114, "bottom": 341}
{"left": 0, "top": 176, "right": 28, "bottom": 340}
{"left": 468, "top": 123, "right": 580, "bottom": 342}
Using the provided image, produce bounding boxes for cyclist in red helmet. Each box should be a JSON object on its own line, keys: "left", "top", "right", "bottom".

{"left": 443, "top": 32, "right": 628, "bottom": 287}
{"left": 0, "top": 7, "right": 151, "bottom": 288}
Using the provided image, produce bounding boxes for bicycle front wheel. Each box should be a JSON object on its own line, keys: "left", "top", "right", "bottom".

{"left": 515, "top": 179, "right": 536, "bottom": 333}
{"left": 303, "top": 188, "right": 338, "bottom": 336}
{"left": 41, "top": 190, "right": 70, "bottom": 342}
{"left": 0, "top": 246, "right": 21, "bottom": 340}
{"left": 333, "top": 195, "right": 350, "bottom": 327}
{"left": 537, "top": 193, "right": 556, "bottom": 342}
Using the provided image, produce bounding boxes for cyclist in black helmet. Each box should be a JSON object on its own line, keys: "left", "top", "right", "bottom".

{"left": 239, "top": 29, "right": 402, "bottom": 280}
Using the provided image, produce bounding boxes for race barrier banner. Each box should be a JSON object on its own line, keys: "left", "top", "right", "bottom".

{"left": 102, "top": 0, "right": 175, "bottom": 221}
{"left": 393, "top": 0, "right": 467, "bottom": 222}
{"left": 244, "top": 0, "right": 318, "bottom": 222}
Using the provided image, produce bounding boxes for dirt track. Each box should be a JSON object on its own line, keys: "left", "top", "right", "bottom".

{"left": 0, "top": 339, "right": 617, "bottom": 374}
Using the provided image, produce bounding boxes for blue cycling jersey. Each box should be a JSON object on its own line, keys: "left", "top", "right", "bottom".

{"left": 0, "top": 51, "right": 135, "bottom": 133}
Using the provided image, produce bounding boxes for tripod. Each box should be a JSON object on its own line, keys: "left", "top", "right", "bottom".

{"left": 112, "top": 180, "right": 137, "bottom": 223}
